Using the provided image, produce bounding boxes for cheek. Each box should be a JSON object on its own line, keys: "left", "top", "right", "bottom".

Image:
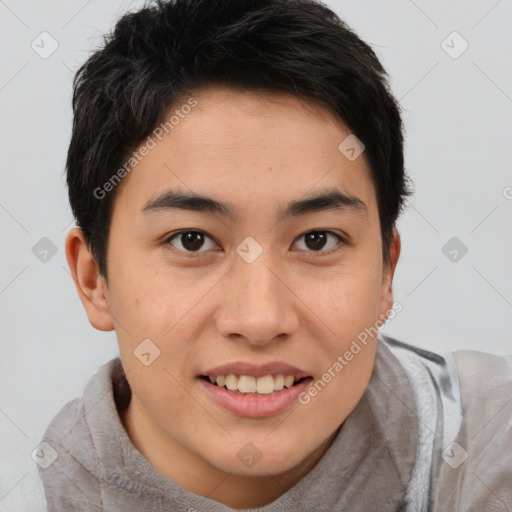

{"left": 305, "top": 263, "right": 384, "bottom": 333}
{"left": 107, "top": 259, "right": 180, "bottom": 333}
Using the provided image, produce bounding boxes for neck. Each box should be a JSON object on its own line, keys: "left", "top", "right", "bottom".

{"left": 119, "top": 396, "right": 338, "bottom": 508}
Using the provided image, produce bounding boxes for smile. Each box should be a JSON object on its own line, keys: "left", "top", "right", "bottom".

{"left": 198, "top": 362, "right": 313, "bottom": 417}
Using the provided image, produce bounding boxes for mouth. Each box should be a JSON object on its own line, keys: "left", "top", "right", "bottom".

{"left": 197, "top": 364, "right": 313, "bottom": 418}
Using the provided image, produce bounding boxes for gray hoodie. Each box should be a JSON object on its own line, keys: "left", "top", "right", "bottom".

{"left": 35, "top": 335, "right": 512, "bottom": 511}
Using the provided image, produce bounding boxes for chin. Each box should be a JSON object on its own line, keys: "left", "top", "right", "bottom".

{"left": 206, "top": 436, "right": 310, "bottom": 477}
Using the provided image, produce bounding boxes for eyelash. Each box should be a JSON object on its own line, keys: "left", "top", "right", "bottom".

{"left": 163, "top": 229, "right": 346, "bottom": 257}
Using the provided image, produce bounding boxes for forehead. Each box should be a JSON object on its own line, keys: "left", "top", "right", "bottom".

{"left": 112, "top": 85, "right": 376, "bottom": 218}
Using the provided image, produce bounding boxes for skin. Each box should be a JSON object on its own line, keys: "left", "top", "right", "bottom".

{"left": 66, "top": 85, "right": 401, "bottom": 508}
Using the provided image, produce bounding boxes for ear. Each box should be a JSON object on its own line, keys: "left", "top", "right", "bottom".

{"left": 65, "top": 227, "right": 114, "bottom": 331}
{"left": 379, "top": 228, "right": 401, "bottom": 321}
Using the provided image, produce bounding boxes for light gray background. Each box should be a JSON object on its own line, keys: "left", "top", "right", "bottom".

{"left": 1, "top": 0, "right": 511, "bottom": 509}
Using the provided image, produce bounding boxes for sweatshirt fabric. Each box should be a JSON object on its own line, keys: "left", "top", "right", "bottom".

{"left": 36, "top": 335, "right": 512, "bottom": 511}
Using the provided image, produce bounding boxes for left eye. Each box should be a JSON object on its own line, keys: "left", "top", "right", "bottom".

{"left": 293, "top": 231, "right": 343, "bottom": 252}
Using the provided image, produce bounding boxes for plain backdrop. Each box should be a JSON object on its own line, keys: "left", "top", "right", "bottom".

{"left": 1, "top": 0, "right": 511, "bottom": 508}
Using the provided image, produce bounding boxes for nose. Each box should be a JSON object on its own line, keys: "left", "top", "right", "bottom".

{"left": 215, "top": 253, "right": 300, "bottom": 347}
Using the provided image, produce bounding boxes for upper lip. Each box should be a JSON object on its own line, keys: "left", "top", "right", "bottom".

{"left": 202, "top": 361, "right": 311, "bottom": 379}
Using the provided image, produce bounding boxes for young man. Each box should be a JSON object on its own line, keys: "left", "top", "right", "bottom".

{"left": 37, "top": 0, "right": 512, "bottom": 510}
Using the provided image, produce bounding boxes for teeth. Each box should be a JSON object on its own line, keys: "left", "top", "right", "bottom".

{"left": 225, "top": 374, "right": 238, "bottom": 391}
{"left": 207, "top": 373, "right": 300, "bottom": 394}
{"left": 256, "top": 375, "right": 275, "bottom": 394}
{"left": 238, "top": 375, "right": 257, "bottom": 393}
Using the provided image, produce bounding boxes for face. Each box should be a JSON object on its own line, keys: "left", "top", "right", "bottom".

{"left": 68, "top": 85, "right": 399, "bottom": 504}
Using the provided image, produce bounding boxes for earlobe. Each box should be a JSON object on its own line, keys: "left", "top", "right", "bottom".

{"left": 379, "top": 228, "right": 401, "bottom": 321}
{"left": 65, "top": 227, "right": 115, "bottom": 331}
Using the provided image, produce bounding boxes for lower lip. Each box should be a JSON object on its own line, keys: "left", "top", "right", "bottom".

{"left": 198, "top": 377, "right": 313, "bottom": 418}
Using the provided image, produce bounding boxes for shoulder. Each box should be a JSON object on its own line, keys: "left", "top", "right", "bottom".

{"left": 381, "top": 335, "right": 512, "bottom": 511}
{"left": 37, "top": 397, "right": 104, "bottom": 511}
{"left": 435, "top": 348, "right": 512, "bottom": 510}
{"left": 40, "top": 360, "right": 116, "bottom": 474}
{"left": 36, "top": 358, "right": 123, "bottom": 511}
{"left": 380, "top": 334, "right": 512, "bottom": 392}
{"left": 379, "top": 334, "right": 464, "bottom": 442}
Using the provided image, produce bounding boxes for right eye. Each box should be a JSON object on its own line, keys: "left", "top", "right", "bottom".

{"left": 165, "top": 230, "right": 219, "bottom": 254}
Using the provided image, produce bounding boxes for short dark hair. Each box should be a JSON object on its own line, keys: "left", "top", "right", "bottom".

{"left": 67, "top": 0, "right": 412, "bottom": 279}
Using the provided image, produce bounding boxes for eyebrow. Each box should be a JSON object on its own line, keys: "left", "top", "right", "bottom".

{"left": 142, "top": 188, "right": 367, "bottom": 222}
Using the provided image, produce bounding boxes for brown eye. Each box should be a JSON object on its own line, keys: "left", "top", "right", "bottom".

{"left": 167, "top": 231, "right": 217, "bottom": 253}
{"left": 294, "top": 230, "right": 343, "bottom": 253}
{"left": 305, "top": 232, "right": 327, "bottom": 250}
